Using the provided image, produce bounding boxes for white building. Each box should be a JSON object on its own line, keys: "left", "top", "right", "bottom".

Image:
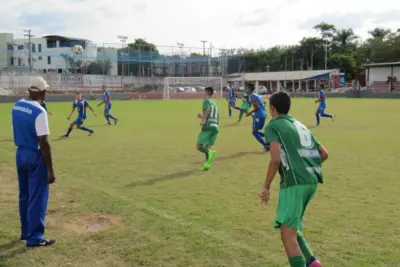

{"left": 0, "top": 33, "right": 98, "bottom": 73}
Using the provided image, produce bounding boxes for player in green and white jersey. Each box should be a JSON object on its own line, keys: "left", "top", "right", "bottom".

{"left": 237, "top": 92, "right": 251, "bottom": 123}
{"left": 260, "top": 91, "right": 328, "bottom": 267}
{"left": 196, "top": 87, "right": 218, "bottom": 171}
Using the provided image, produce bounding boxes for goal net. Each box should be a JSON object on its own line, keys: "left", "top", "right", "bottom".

{"left": 163, "top": 77, "right": 223, "bottom": 100}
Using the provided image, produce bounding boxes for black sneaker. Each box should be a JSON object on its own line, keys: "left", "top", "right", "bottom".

{"left": 27, "top": 239, "right": 56, "bottom": 247}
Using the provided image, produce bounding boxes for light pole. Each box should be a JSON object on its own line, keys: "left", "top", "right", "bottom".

{"left": 117, "top": 35, "right": 128, "bottom": 84}
{"left": 200, "top": 40, "right": 207, "bottom": 56}
{"left": 322, "top": 39, "right": 331, "bottom": 70}
{"left": 24, "top": 29, "right": 33, "bottom": 72}
{"left": 177, "top": 42, "right": 184, "bottom": 76}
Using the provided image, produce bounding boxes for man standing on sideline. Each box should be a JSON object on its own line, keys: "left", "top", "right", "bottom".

{"left": 12, "top": 76, "right": 56, "bottom": 247}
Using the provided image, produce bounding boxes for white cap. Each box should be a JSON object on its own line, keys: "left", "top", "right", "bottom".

{"left": 29, "top": 76, "right": 50, "bottom": 92}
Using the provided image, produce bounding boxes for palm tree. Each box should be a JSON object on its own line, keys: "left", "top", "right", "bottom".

{"left": 333, "top": 29, "right": 358, "bottom": 50}
{"left": 313, "top": 22, "right": 336, "bottom": 39}
{"left": 368, "top": 28, "right": 391, "bottom": 39}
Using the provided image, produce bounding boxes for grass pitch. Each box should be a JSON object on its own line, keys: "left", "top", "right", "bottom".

{"left": 0, "top": 98, "right": 399, "bottom": 267}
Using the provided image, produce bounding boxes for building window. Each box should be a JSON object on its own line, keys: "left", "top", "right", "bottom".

{"left": 38, "top": 56, "right": 42, "bottom": 60}
{"left": 18, "top": 45, "right": 23, "bottom": 50}
{"left": 7, "top": 44, "right": 13, "bottom": 50}
{"left": 32, "top": 44, "right": 36, "bottom": 53}
{"left": 38, "top": 44, "right": 42, "bottom": 53}
{"left": 18, "top": 57, "right": 22, "bottom": 66}
{"left": 47, "top": 56, "right": 51, "bottom": 65}
{"left": 10, "top": 57, "right": 14, "bottom": 66}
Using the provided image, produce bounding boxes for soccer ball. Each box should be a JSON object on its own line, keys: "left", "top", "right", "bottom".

{"left": 72, "top": 45, "right": 83, "bottom": 55}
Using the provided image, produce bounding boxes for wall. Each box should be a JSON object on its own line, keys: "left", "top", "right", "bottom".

{"left": 12, "top": 38, "right": 98, "bottom": 71}
{"left": 368, "top": 67, "right": 392, "bottom": 85}
{"left": 0, "top": 33, "right": 13, "bottom": 69}
{"left": 394, "top": 67, "right": 400, "bottom": 79}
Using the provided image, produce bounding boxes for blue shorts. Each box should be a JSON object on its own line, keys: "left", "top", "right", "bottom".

{"left": 228, "top": 99, "right": 236, "bottom": 107}
{"left": 253, "top": 116, "right": 266, "bottom": 130}
{"left": 74, "top": 116, "right": 86, "bottom": 126}
{"left": 316, "top": 104, "right": 326, "bottom": 114}
{"left": 104, "top": 103, "right": 112, "bottom": 114}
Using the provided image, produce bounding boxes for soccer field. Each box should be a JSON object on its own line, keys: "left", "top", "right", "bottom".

{"left": 0, "top": 98, "right": 399, "bottom": 267}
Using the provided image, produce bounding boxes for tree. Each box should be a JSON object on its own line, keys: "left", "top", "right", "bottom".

{"left": 333, "top": 29, "right": 358, "bottom": 50}
{"left": 313, "top": 22, "right": 336, "bottom": 39}
{"left": 86, "top": 60, "right": 113, "bottom": 75}
{"left": 368, "top": 28, "right": 392, "bottom": 40}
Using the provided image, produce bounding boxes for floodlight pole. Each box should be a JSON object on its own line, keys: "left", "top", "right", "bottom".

{"left": 24, "top": 29, "right": 33, "bottom": 72}
{"left": 117, "top": 35, "right": 128, "bottom": 84}
{"left": 200, "top": 40, "right": 207, "bottom": 56}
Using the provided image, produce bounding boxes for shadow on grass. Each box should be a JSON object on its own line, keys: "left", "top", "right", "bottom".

{"left": 128, "top": 151, "right": 266, "bottom": 188}
{"left": 0, "top": 138, "right": 13, "bottom": 143}
{"left": 307, "top": 125, "right": 317, "bottom": 130}
{"left": 0, "top": 239, "right": 27, "bottom": 263}
{"left": 221, "top": 122, "right": 239, "bottom": 128}
{"left": 87, "top": 124, "right": 110, "bottom": 128}
{"left": 127, "top": 169, "right": 202, "bottom": 187}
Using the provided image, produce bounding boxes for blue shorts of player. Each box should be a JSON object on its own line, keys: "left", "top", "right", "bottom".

{"left": 16, "top": 147, "right": 49, "bottom": 245}
{"left": 74, "top": 115, "right": 87, "bottom": 126}
{"left": 253, "top": 116, "right": 266, "bottom": 130}
{"left": 228, "top": 99, "right": 236, "bottom": 107}
{"left": 104, "top": 103, "right": 112, "bottom": 114}
{"left": 316, "top": 102, "right": 326, "bottom": 114}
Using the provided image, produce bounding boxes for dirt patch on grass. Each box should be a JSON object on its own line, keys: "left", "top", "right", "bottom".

{"left": 60, "top": 213, "right": 124, "bottom": 234}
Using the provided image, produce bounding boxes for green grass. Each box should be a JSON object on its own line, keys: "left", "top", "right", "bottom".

{"left": 0, "top": 98, "right": 399, "bottom": 267}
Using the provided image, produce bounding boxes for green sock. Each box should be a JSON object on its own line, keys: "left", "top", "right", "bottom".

{"left": 297, "top": 231, "right": 314, "bottom": 264}
{"left": 199, "top": 145, "right": 209, "bottom": 157}
{"left": 238, "top": 110, "right": 244, "bottom": 121}
{"left": 288, "top": 255, "right": 306, "bottom": 267}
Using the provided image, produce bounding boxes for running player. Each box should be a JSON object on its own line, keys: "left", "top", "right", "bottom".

{"left": 227, "top": 83, "right": 240, "bottom": 117}
{"left": 196, "top": 87, "right": 218, "bottom": 171}
{"left": 261, "top": 91, "right": 327, "bottom": 267}
{"left": 315, "top": 88, "right": 334, "bottom": 126}
{"left": 97, "top": 85, "right": 118, "bottom": 125}
{"left": 60, "top": 92, "right": 97, "bottom": 138}
{"left": 40, "top": 100, "right": 53, "bottom": 116}
{"left": 246, "top": 83, "right": 269, "bottom": 151}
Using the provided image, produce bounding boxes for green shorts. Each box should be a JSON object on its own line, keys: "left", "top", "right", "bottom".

{"left": 274, "top": 184, "right": 317, "bottom": 230}
{"left": 197, "top": 128, "right": 218, "bottom": 146}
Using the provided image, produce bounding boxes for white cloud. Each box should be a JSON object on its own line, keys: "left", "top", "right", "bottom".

{"left": 0, "top": 0, "right": 399, "bottom": 52}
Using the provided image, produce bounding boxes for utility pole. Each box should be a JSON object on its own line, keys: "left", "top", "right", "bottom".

{"left": 24, "top": 29, "right": 33, "bottom": 72}
{"left": 322, "top": 40, "right": 331, "bottom": 70}
{"left": 310, "top": 47, "right": 314, "bottom": 70}
{"left": 200, "top": 40, "right": 207, "bottom": 56}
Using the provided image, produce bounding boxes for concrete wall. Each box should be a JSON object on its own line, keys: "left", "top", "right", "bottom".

{"left": 0, "top": 33, "right": 13, "bottom": 69}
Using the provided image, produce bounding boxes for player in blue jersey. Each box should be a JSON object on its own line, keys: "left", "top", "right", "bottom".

{"left": 12, "top": 76, "right": 56, "bottom": 247}
{"left": 60, "top": 91, "right": 97, "bottom": 138}
{"left": 227, "top": 83, "right": 240, "bottom": 117}
{"left": 98, "top": 85, "right": 119, "bottom": 125}
{"left": 246, "top": 83, "right": 270, "bottom": 151}
{"left": 315, "top": 89, "right": 334, "bottom": 126}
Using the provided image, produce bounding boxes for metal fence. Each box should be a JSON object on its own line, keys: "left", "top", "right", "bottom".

{"left": 0, "top": 72, "right": 168, "bottom": 95}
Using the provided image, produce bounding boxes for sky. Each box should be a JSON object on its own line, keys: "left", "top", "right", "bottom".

{"left": 0, "top": 0, "right": 399, "bottom": 53}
